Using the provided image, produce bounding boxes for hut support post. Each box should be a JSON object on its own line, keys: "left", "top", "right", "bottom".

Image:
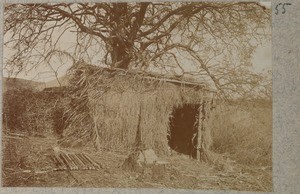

{"left": 196, "top": 99, "right": 211, "bottom": 162}
{"left": 134, "top": 103, "right": 143, "bottom": 151}
{"left": 92, "top": 113, "right": 101, "bottom": 151}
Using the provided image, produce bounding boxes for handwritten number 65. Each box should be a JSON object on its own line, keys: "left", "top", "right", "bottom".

{"left": 275, "top": 3, "right": 292, "bottom": 15}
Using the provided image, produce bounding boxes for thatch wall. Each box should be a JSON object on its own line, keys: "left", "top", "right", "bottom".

{"left": 63, "top": 63, "right": 215, "bottom": 155}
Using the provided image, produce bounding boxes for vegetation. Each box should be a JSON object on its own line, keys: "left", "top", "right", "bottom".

{"left": 1, "top": 74, "right": 272, "bottom": 191}
{"left": 211, "top": 100, "right": 272, "bottom": 167}
{"left": 2, "top": 87, "right": 69, "bottom": 136}
{"left": 2, "top": 2, "right": 272, "bottom": 191}
{"left": 4, "top": 2, "right": 271, "bottom": 99}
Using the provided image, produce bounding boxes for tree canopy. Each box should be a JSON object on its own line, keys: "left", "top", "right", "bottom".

{"left": 4, "top": 2, "right": 271, "bottom": 99}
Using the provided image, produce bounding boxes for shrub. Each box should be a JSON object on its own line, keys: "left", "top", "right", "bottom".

{"left": 3, "top": 88, "right": 70, "bottom": 136}
{"left": 210, "top": 100, "right": 272, "bottom": 167}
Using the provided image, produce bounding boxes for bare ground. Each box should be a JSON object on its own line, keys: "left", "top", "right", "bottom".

{"left": 2, "top": 135, "right": 272, "bottom": 191}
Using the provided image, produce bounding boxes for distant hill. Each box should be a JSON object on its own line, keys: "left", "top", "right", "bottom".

{"left": 2, "top": 75, "right": 70, "bottom": 93}
{"left": 2, "top": 77, "right": 45, "bottom": 93}
{"left": 44, "top": 75, "right": 69, "bottom": 88}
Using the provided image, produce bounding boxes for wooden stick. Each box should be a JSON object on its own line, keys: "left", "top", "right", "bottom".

{"left": 84, "top": 154, "right": 101, "bottom": 169}
{"left": 3, "top": 135, "right": 23, "bottom": 140}
{"left": 9, "top": 132, "right": 27, "bottom": 137}
{"left": 59, "top": 153, "right": 72, "bottom": 170}
{"left": 72, "top": 153, "right": 86, "bottom": 170}
{"left": 53, "top": 154, "right": 67, "bottom": 170}
{"left": 78, "top": 153, "right": 93, "bottom": 170}
{"left": 66, "top": 153, "right": 78, "bottom": 170}
{"left": 81, "top": 154, "right": 96, "bottom": 170}
{"left": 74, "top": 153, "right": 88, "bottom": 170}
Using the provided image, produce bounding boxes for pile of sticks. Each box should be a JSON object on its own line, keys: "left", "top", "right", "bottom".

{"left": 50, "top": 152, "right": 101, "bottom": 171}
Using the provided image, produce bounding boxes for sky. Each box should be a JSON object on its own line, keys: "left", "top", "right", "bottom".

{"left": 2, "top": 1, "right": 272, "bottom": 83}
{"left": 252, "top": 40, "right": 272, "bottom": 73}
{"left": 251, "top": 0, "right": 272, "bottom": 73}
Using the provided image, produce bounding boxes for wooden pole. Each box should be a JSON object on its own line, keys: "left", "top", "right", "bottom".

{"left": 196, "top": 98, "right": 212, "bottom": 162}
{"left": 196, "top": 98, "right": 203, "bottom": 160}
{"left": 135, "top": 103, "right": 143, "bottom": 151}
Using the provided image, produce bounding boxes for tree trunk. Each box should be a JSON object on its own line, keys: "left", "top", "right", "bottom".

{"left": 109, "top": 3, "right": 132, "bottom": 69}
{"left": 108, "top": 3, "right": 149, "bottom": 70}
{"left": 110, "top": 41, "right": 132, "bottom": 69}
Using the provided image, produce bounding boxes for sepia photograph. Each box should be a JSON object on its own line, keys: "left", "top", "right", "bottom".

{"left": 2, "top": 1, "right": 272, "bottom": 191}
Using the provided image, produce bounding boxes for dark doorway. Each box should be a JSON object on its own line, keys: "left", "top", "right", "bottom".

{"left": 168, "top": 104, "right": 200, "bottom": 158}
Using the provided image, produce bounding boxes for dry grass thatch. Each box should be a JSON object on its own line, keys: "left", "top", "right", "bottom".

{"left": 62, "top": 62, "right": 215, "bottom": 155}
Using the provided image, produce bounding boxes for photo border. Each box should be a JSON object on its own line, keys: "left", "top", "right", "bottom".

{"left": 1, "top": 0, "right": 299, "bottom": 193}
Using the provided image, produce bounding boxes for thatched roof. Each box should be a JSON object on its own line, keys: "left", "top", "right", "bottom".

{"left": 67, "top": 62, "right": 216, "bottom": 93}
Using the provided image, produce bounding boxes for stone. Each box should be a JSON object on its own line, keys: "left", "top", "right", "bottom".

{"left": 143, "top": 149, "right": 158, "bottom": 165}
{"left": 122, "top": 149, "right": 159, "bottom": 172}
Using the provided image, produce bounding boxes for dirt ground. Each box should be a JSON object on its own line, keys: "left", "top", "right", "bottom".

{"left": 2, "top": 135, "right": 272, "bottom": 191}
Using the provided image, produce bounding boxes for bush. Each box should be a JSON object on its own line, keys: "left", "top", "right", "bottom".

{"left": 210, "top": 100, "right": 272, "bottom": 167}
{"left": 3, "top": 89, "right": 35, "bottom": 134}
{"left": 3, "top": 88, "right": 70, "bottom": 136}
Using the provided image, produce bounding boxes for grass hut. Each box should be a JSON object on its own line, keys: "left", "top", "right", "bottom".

{"left": 63, "top": 62, "right": 216, "bottom": 161}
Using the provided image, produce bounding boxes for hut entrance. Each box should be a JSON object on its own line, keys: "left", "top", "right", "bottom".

{"left": 168, "top": 104, "right": 200, "bottom": 158}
